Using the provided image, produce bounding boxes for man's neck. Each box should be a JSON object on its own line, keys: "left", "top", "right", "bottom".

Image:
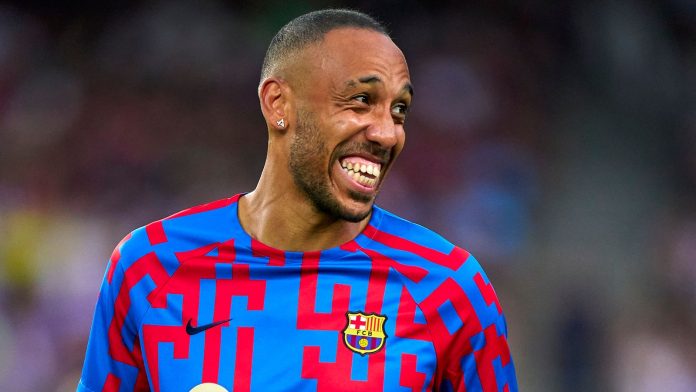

{"left": 237, "top": 189, "right": 370, "bottom": 252}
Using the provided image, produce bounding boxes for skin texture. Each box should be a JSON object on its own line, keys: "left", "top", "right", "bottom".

{"left": 239, "top": 28, "right": 413, "bottom": 251}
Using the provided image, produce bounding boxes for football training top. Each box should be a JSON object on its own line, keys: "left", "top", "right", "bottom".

{"left": 78, "top": 194, "right": 517, "bottom": 392}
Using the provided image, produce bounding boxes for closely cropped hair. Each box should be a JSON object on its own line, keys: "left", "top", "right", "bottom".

{"left": 260, "top": 9, "right": 388, "bottom": 81}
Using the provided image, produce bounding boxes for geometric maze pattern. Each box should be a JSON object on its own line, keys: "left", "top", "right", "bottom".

{"left": 78, "top": 195, "right": 517, "bottom": 391}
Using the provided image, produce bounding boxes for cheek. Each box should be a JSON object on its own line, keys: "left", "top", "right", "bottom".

{"left": 393, "top": 128, "right": 406, "bottom": 156}
{"left": 324, "top": 119, "right": 356, "bottom": 151}
{"left": 331, "top": 117, "right": 359, "bottom": 139}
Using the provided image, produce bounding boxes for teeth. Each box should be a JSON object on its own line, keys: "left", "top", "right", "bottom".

{"left": 354, "top": 175, "right": 378, "bottom": 187}
{"left": 340, "top": 160, "right": 382, "bottom": 186}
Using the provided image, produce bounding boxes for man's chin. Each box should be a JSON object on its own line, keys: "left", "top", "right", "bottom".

{"left": 337, "top": 208, "right": 372, "bottom": 223}
{"left": 346, "top": 188, "right": 375, "bottom": 204}
{"left": 338, "top": 192, "right": 375, "bottom": 222}
{"left": 300, "top": 181, "right": 375, "bottom": 223}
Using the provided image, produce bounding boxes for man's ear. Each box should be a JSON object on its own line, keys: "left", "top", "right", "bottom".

{"left": 259, "top": 77, "right": 291, "bottom": 131}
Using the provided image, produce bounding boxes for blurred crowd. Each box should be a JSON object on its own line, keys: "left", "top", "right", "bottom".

{"left": 0, "top": 1, "right": 694, "bottom": 391}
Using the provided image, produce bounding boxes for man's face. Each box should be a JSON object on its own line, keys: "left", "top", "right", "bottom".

{"left": 288, "top": 28, "right": 412, "bottom": 222}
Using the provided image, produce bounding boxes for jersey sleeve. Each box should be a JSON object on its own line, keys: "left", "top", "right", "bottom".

{"left": 425, "top": 251, "right": 518, "bottom": 391}
{"left": 78, "top": 230, "right": 151, "bottom": 392}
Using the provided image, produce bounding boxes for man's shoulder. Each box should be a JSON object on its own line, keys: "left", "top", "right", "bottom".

{"left": 367, "top": 206, "right": 471, "bottom": 272}
{"left": 369, "top": 207, "right": 500, "bottom": 322}
{"left": 113, "top": 195, "right": 242, "bottom": 264}
{"left": 161, "top": 194, "right": 241, "bottom": 221}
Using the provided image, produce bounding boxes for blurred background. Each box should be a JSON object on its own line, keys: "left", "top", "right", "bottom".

{"left": 0, "top": 0, "right": 694, "bottom": 390}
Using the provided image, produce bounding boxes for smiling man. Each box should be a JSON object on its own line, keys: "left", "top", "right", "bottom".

{"left": 78, "top": 9, "right": 517, "bottom": 392}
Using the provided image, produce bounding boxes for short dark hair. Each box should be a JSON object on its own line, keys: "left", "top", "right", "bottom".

{"left": 260, "top": 9, "right": 389, "bottom": 81}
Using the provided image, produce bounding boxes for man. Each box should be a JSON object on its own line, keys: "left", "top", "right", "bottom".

{"left": 78, "top": 9, "right": 518, "bottom": 392}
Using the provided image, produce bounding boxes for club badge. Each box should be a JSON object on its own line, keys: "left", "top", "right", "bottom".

{"left": 343, "top": 311, "right": 387, "bottom": 355}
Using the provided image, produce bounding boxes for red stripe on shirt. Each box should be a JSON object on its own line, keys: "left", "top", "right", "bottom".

{"left": 363, "top": 225, "right": 469, "bottom": 270}
{"left": 106, "top": 233, "right": 132, "bottom": 283}
{"left": 251, "top": 239, "right": 286, "bottom": 266}
{"left": 145, "top": 221, "right": 167, "bottom": 246}
{"left": 102, "top": 373, "right": 120, "bottom": 392}
{"left": 166, "top": 195, "right": 240, "bottom": 219}
{"left": 233, "top": 327, "right": 255, "bottom": 392}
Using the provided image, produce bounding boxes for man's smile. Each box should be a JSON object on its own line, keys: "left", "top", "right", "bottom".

{"left": 339, "top": 156, "right": 381, "bottom": 187}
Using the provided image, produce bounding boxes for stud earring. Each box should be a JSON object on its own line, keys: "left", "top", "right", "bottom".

{"left": 276, "top": 118, "right": 285, "bottom": 128}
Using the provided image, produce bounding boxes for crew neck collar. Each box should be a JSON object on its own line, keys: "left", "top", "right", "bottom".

{"left": 229, "top": 193, "right": 384, "bottom": 258}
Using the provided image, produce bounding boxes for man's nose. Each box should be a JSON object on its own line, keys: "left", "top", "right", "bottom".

{"left": 364, "top": 107, "right": 399, "bottom": 148}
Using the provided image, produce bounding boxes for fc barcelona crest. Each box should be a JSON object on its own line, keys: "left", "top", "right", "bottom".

{"left": 343, "top": 311, "right": 387, "bottom": 355}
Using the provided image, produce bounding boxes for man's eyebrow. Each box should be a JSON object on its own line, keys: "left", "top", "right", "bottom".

{"left": 344, "top": 76, "right": 378, "bottom": 89}
{"left": 402, "top": 82, "right": 414, "bottom": 98}
{"left": 358, "top": 75, "right": 381, "bottom": 85}
{"left": 346, "top": 76, "right": 414, "bottom": 97}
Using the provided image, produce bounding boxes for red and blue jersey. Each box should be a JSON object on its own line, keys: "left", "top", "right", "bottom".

{"left": 78, "top": 194, "right": 517, "bottom": 391}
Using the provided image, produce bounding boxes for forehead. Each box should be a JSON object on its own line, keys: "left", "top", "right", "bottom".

{"left": 301, "top": 28, "right": 411, "bottom": 91}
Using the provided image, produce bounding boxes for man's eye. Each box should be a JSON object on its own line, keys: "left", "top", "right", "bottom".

{"left": 353, "top": 94, "right": 369, "bottom": 104}
{"left": 392, "top": 103, "right": 409, "bottom": 115}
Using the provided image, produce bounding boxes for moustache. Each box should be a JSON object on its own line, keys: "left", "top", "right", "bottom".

{"left": 334, "top": 142, "right": 391, "bottom": 164}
